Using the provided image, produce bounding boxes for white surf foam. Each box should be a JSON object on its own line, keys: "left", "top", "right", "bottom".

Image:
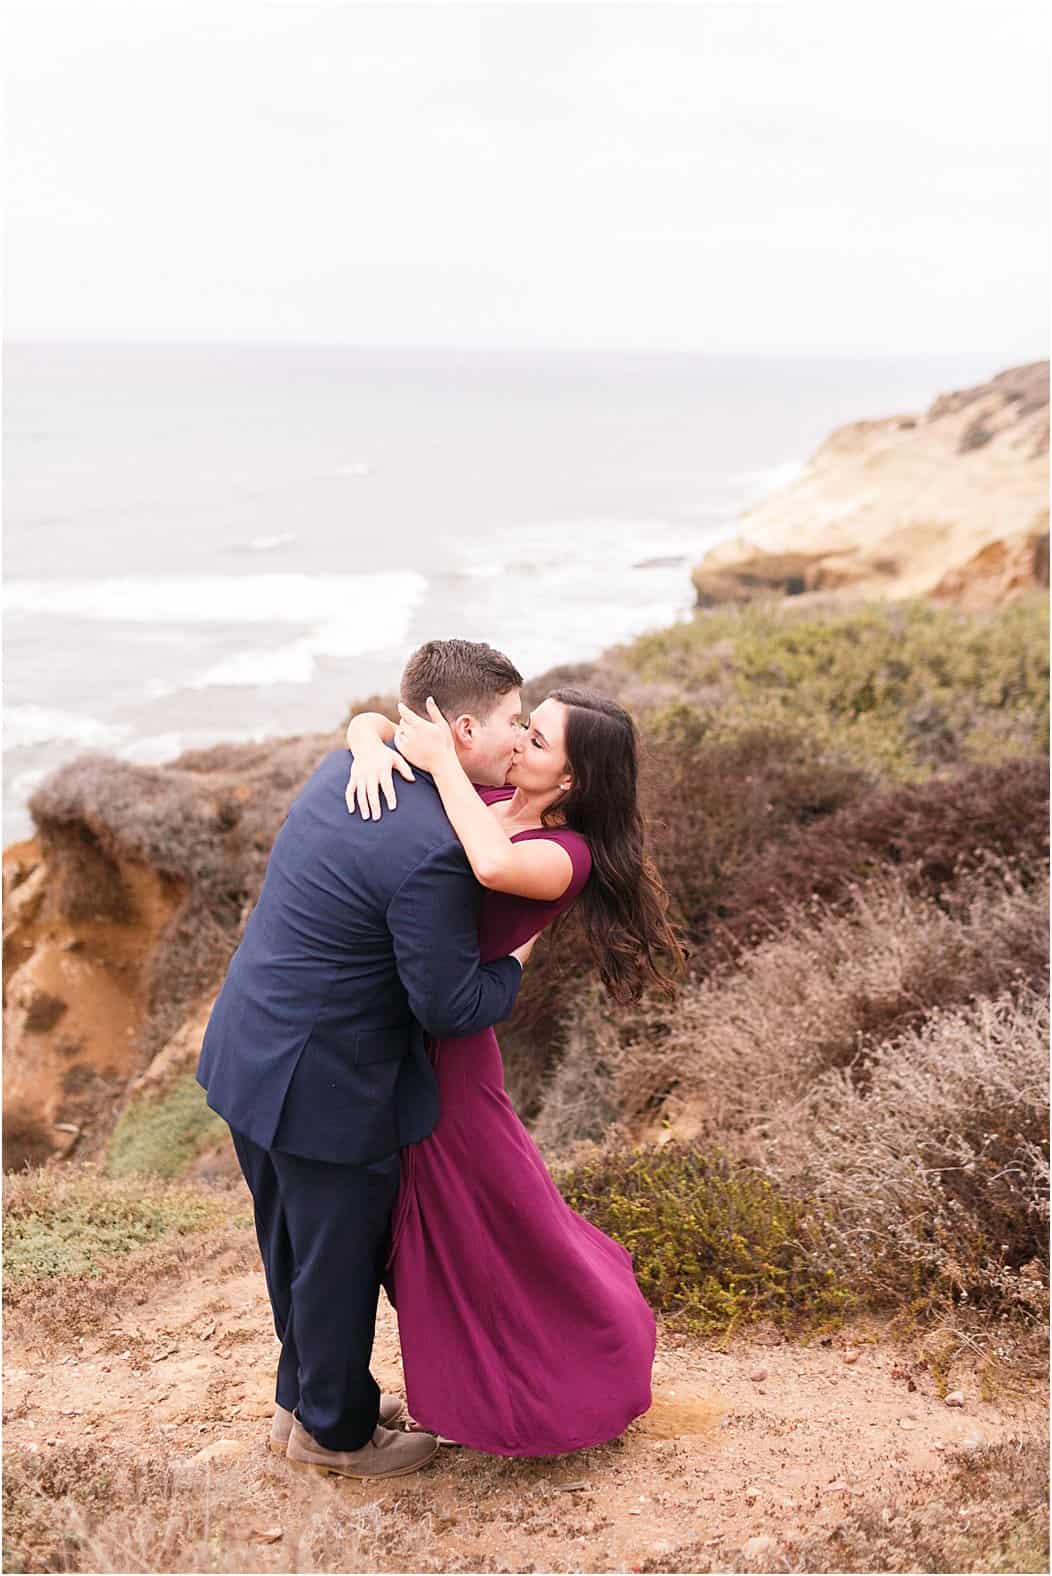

{"left": 3, "top": 705, "right": 131, "bottom": 752}
{"left": 183, "top": 572, "right": 428, "bottom": 690}
{"left": 3, "top": 571, "right": 427, "bottom": 628}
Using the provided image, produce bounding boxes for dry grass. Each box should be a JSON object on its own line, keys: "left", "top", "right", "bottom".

{"left": 543, "top": 858, "right": 1047, "bottom": 1144}
{"left": 1, "top": 1445, "right": 482, "bottom": 1575}
{"left": 760, "top": 989, "right": 1049, "bottom": 1315}
{"left": 637, "top": 1435, "right": 1050, "bottom": 1573}
{"left": 3, "top": 1165, "right": 253, "bottom": 1353}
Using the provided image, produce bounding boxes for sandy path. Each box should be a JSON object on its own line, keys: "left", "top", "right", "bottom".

{"left": 3, "top": 1227, "right": 1043, "bottom": 1573}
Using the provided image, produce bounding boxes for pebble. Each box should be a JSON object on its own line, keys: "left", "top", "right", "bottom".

{"left": 742, "top": 1534, "right": 777, "bottom": 1558}
{"left": 748, "top": 1368, "right": 768, "bottom": 1383}
{"left": 898, "top": 1418, "right": 916, "bottom": 1430}
{"left": 189, "top": 1438, "right": 247, "bottom": 1464}
{"left": 945, "top": 1390, "right": 966, "bottom": 1407}
{"left": 842, "top": 1350, "right": 860, "bottom": 1365}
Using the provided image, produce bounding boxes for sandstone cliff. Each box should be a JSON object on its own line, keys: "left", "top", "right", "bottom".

{"left": 693, "top": 361, "right": 1049, "bottom": 608}
{"left": 2, "top": 733, "right": 342, "bottom": 1170}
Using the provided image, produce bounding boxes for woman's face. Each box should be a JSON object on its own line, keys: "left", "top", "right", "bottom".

{"left": 506, "top": 697, "right": 571, "bottom": 798}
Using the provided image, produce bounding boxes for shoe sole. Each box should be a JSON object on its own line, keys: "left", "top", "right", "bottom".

{"left": 287, "top": 1439, "right": 440, "bottom": 1480}
{"left": 270, "top": 1401, "right": 408, "bottom": 1458}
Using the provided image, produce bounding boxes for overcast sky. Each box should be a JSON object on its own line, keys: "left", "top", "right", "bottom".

{"left": 5, "top": 0, "right": 1049, "bottom": 355}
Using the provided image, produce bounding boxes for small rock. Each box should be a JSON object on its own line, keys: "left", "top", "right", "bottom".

{"left": 748, "top": 1368, "right": 768, "bottom": 1383}
{"left": 253, "top": 1528, "right": 283, "bottom": 1544}
{"left": 945, "top": 1390, "right": 966, "bottom": 1407}
{"left": 842, "top": 1350, "right": 860, "bottom": 1365}
{"left": 190, "top": 1439, "right": 247, "bottom": 1464}
{"left": 898, "top": 1418, "right": 916, "bottom": 1430}
{"left": 742, "top": 1535, "right": 777, "bottom": 1558}
{"left": 825, "top": 1480, "right": 850, "bottom": 1493}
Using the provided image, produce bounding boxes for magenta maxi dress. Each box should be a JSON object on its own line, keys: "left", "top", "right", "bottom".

{"left": 384, "top": 787, "right": 656, "bottom": 1457}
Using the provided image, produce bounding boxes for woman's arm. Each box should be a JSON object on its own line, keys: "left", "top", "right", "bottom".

{"left": 345, "top": 711, "right": 415, "bottom": 819}
{"left": 396, "top": 700, "right": 574, "bottom": 902}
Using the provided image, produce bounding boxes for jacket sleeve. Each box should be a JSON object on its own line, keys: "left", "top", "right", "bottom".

{"left": 386, "top": 840, "right": 523, "bottom": 1038}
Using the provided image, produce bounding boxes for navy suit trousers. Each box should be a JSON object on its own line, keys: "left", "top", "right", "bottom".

{"left": 230, "top": 1128, "right": 401, "bottom": 1452}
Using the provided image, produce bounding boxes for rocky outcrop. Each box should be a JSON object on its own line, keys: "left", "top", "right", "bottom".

{"left": 2, "top": 732, "right": 343, "bottom": 1170}
{"left": 694, "top": 362, "right": 1050, "bottom": 608}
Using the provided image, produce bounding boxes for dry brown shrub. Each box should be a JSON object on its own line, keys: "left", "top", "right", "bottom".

{"left": 710, "top": 755, "right": 1049, "bottom": 961}
{"left": 501, "top": 719, "right": 869, "bottom": 1116}
{"left": 760, "top": 990, "right": 1049, "bottom": 1311}
{"left": 534, "top": 858, "right": 1048, "bottom": 1149}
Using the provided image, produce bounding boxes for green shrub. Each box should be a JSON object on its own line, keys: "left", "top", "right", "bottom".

{"left": 557, "top": 1142, "right": 853, "bottom": 1335}
{"left": 107, "top": 1075, "right": 228, "bottom": 1179}
{"left": 3, "top": 1167, "right": 233, "bottom": 1284}
{"left": 620, "top": 593, "right": 1049, "bottom": 777}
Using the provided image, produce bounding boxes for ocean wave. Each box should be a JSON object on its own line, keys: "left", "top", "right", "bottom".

{"left": 3, "top": 570, "right": 428, "bottom": 627}
{"left": 4, "top": 705, "right": 131, "bottom": 752}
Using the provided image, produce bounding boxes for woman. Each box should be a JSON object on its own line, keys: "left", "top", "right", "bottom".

{"left": 345, "top": 686, "right": 684, "bottom": 1456}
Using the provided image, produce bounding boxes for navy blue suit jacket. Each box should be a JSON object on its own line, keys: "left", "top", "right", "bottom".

{"left": 196, "top": 749, "right": 522, "bottom": 1164}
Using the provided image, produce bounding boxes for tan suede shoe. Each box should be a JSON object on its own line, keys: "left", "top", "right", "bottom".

{"left": 285, "top": 1416, "right": 439, "bottom": 1479}
{"left": 269, "top": 1395, "right": 406, "bottom": 1455}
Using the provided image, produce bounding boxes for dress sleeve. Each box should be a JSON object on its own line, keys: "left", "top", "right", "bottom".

{"left": 551, "top": 830, "right": 592, "bottom": 899}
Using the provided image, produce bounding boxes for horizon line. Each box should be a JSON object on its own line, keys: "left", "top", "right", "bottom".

{"left": 4, "top": 337, "right": 1043, "bottom": 363}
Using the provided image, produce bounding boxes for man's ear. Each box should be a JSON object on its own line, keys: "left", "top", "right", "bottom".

{"left": 449, "top": 713, "right": 476, "bottom": 747}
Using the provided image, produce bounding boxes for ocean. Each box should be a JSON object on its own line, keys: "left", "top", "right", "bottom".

{"left": 2, "top": 343, "right": 1008, "bottom": 843}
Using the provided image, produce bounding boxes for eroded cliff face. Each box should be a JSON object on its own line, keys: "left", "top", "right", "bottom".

{"left": 693, "top": 362, "right": 1050, "bottom": 608}
{"left": 2, "top": 733, "right": 342, "bottom": 1170}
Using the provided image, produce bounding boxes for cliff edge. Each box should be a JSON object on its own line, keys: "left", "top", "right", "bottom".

{"left": 694, "top": 361, "right": 1049, "bottom": 608}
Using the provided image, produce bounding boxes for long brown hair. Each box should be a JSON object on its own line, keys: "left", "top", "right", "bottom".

{"left": 545, "top": 687, "right": 686, "bottom": 1003}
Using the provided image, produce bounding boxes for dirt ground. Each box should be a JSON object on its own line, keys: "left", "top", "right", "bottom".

{"left": 3, "top": 1216, "right": 1047, "bottom": 1575}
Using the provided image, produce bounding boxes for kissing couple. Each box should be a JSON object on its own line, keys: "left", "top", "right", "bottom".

{"left": 197, "top": 637, "right": 684, "bottom": 1479}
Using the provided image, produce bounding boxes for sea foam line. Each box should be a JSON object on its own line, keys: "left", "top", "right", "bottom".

{"left": 3, "top": 571, "right": 427, "bottom": 627}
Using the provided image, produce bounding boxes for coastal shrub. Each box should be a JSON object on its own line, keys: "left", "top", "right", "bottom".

{"left": 710, "top": 755, "right": 1049, "bottom": 959}
{"left": 763, "top": 991, "right": 1050, "bottom": 1315}
{"left": 2, "top": 1166, "right": 233, "bottom": 1284}
{"left": 108, "top": 1075, "right": 229, "bottom": 1180}
{"left": 534, "top": 858, "right": 1048, "bottom": 1145}
{"left": 556, "top": 1142, "right": 852, "bottom": 1334}
{"left": 500, "top": 719, "right": 870, "bottom": 1113}
{"left": 617, "top": 592, "right": 1050, "bottom": 776}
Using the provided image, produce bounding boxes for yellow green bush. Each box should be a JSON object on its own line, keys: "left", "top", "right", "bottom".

{"left": 557, "top": 1142, "right": 853, "bottom": 1335}
{"left": 3, "top": 1167, "right": 235, "bottom": 1284}
{"left": 107, "top": 1075, "right": 228, "bottom": 1180}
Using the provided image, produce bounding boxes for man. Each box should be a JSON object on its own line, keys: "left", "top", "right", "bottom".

{"left": 197, "top": 639, "right": 530, "bottom": 1480}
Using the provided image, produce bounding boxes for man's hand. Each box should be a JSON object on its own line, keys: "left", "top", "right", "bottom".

{"left": 346, "top": 740, "right": 415, "bottom": 821}
{"left": 510, "top": 932, "right": 541, "bottom": 969}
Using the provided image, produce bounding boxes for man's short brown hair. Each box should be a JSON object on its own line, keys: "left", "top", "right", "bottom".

{"left": 400, "top": 639, "right": 523, "bottom": 721}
